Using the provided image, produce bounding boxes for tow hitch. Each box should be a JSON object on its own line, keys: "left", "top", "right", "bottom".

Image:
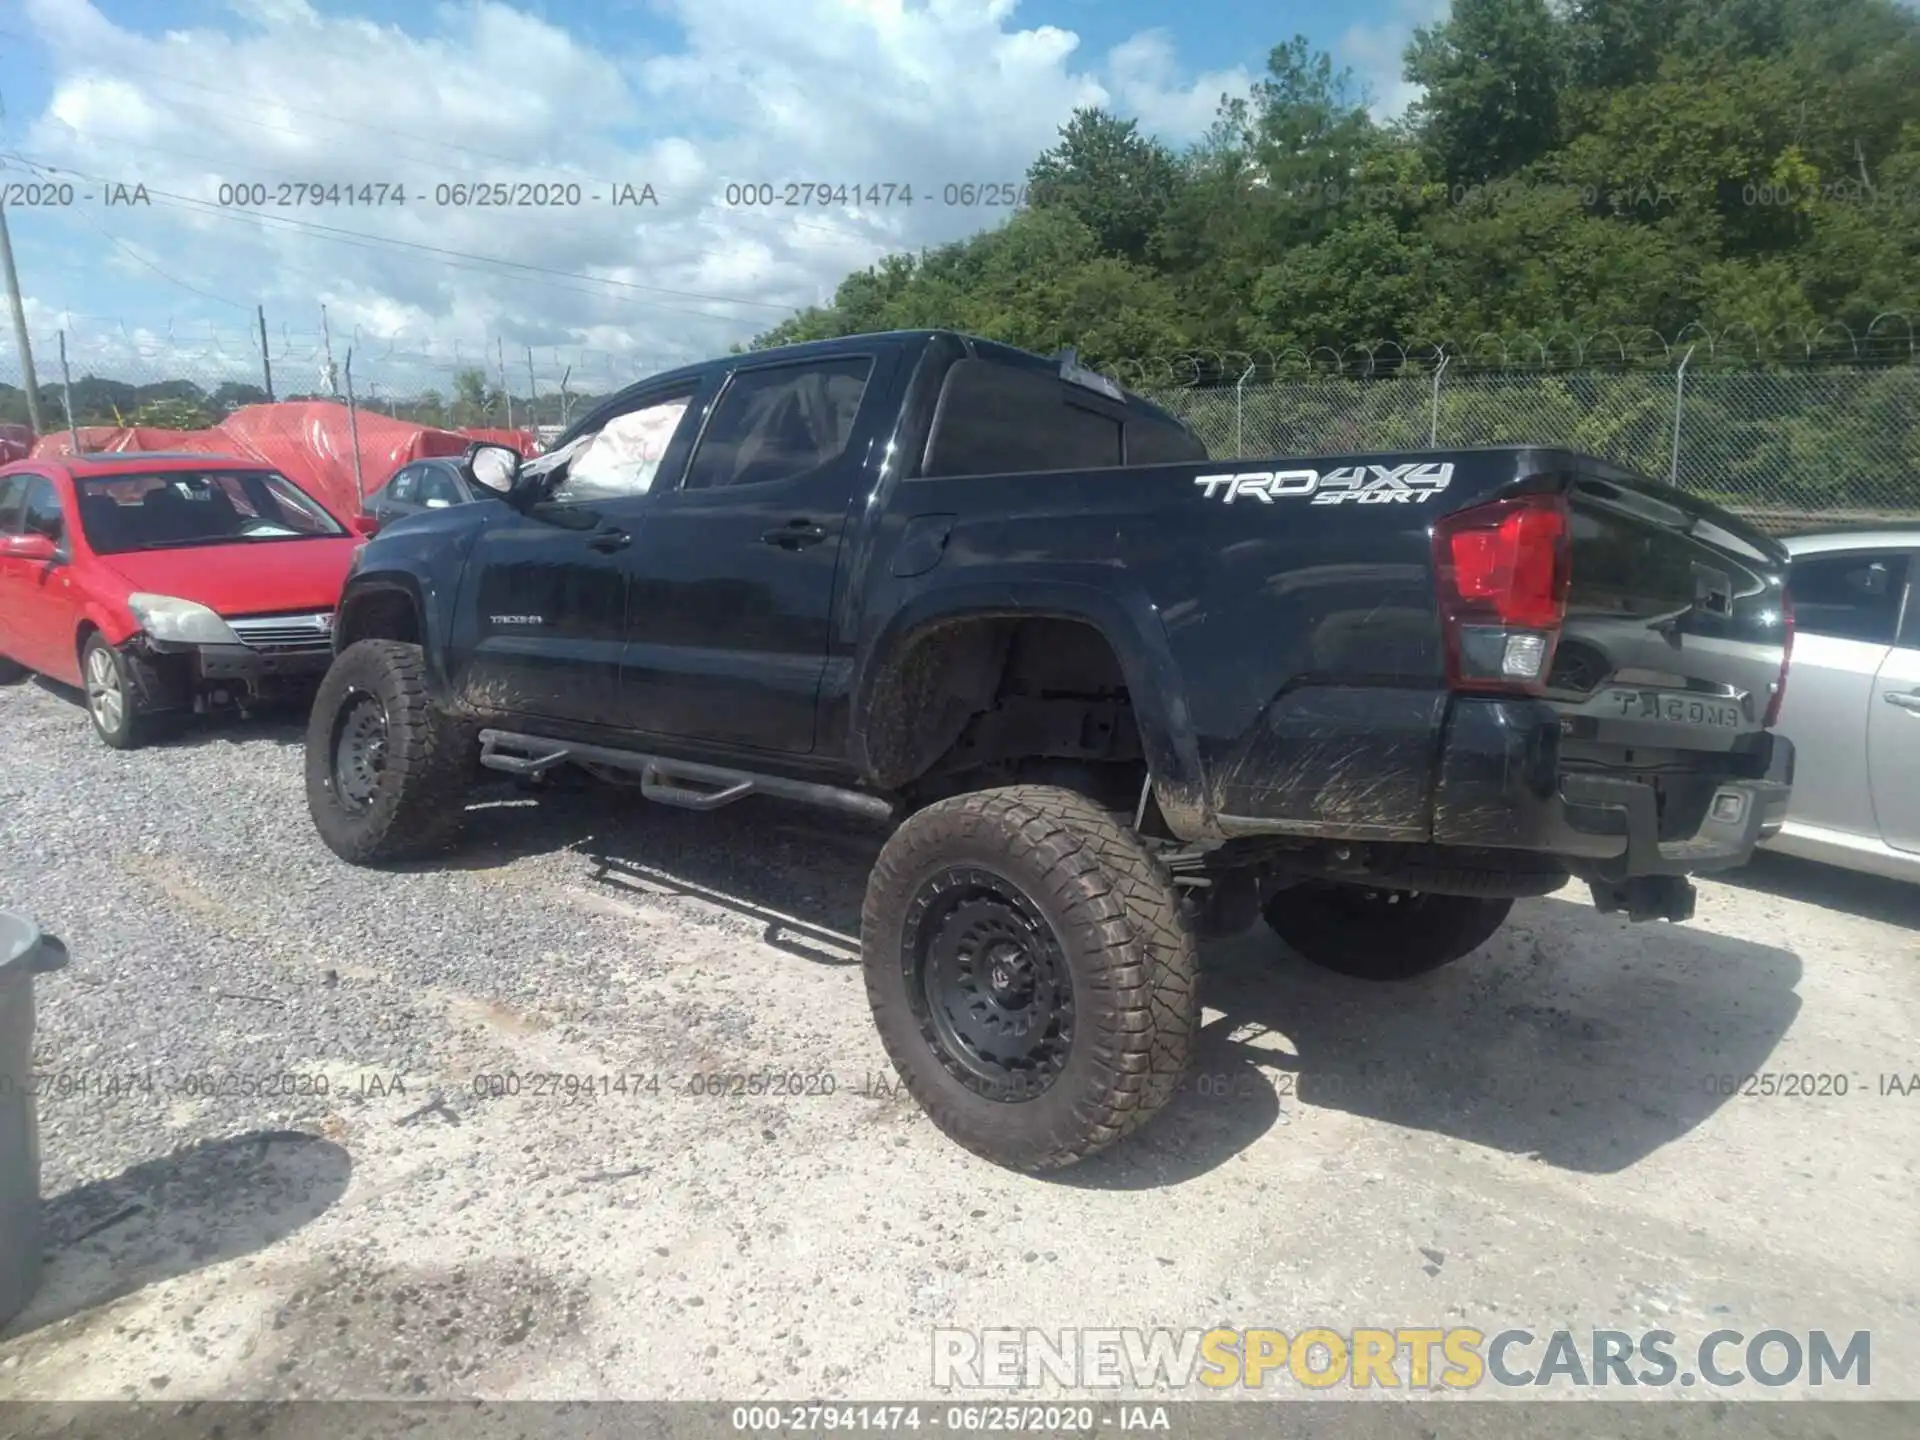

{"left": 1587, "top": 874, "right": 1696, "bottom": 923}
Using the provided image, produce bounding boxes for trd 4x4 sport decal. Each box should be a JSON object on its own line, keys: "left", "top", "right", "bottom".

{"left": 1193, "top": 462, "right": 1456, "bottom": 505}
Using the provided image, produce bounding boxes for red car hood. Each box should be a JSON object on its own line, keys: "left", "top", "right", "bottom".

{"left": 96, "top": 538, "right": 359, "bottom": 617}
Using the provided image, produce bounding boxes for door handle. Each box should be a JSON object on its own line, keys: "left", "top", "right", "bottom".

{"left": 1883, "top": 690, "right": 1920, "bottom": 713}
{"left": 761, "top": 520, "right": 827, "bottom": 550}
{"left": 586, "top": 528, "right": 631, "bottom": 553}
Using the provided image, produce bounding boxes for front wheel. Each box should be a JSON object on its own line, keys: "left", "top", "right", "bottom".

{"left": 862, "top": 785, "right": 1199, "bottom": 1172}
{"left": 305, "top": 639, "right": 475, "bottom": 864}
{"left": 82, "top": 635, "right": 156, "bottom": 749}
{"left": 1263, "top": 886, "right": 1512, "bottom": 981}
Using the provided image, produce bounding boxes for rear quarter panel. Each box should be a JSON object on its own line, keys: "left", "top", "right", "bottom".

{"left": 849, "top": 451, "right": 1512, "bottom": 837}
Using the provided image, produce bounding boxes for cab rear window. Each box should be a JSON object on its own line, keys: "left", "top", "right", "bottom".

{"left": 924, "top": 360, "right": 1206, "bottom": 476}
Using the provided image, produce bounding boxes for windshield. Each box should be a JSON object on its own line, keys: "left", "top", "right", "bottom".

{"left": 75, "top": 470, "right": 346, "bottom": 554}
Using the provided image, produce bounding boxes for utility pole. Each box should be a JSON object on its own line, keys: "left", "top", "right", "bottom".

{"left": 257, "top": 304, "right": 275, "bottom": 401}
{"left": 0, "top": 199, "right": 45, "bottom": 433}
{"left": 321, "top": 304, "right": 339, "bottom": 396}
{"left": 497, "top": 336, "right": 512, "bottom": 429}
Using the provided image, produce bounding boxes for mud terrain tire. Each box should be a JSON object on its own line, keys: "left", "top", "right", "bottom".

{"left": 862, "top": 785, "right": 1198, "bottom": 1171}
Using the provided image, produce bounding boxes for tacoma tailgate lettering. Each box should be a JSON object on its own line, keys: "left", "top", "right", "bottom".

{"left": 1312, "top": 462, "right": 1455, "bottom": 505}
{"left": 1194, "top": 463, "right": 1453, "bottom": 505}
{"left": 1193, "top": 470, "right": 1317, "bottom": 503}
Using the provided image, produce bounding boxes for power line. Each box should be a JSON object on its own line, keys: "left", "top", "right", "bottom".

{"left": 56, "top": 200, "right": 250, "bottom": 310}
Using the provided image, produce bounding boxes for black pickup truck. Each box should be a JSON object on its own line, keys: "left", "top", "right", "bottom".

{"left": 303, "top": 328, "right": 1795, "bottom": 1171}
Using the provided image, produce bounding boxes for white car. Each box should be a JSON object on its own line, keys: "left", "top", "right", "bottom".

{"left": 1763, "top": 528, "right": 1920, "bottom": 881}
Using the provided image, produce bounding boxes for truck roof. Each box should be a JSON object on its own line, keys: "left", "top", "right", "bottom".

{"left": 631, "top": 329, "right": 1196, "bottom": 433}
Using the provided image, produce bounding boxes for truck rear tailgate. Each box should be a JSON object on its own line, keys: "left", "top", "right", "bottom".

{"left": 1548, "top": 463, "right": 1793, "bottom": 757}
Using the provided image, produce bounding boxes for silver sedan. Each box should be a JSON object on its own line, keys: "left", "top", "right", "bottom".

{"left": 1763, "top": 527, "right": 1920, "bottom": 881}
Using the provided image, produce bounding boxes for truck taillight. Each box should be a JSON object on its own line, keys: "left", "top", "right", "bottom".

{"left": 1764, "top": 588, "right": 1794, "bottom": 727}
{"left": 1431, "top": 494, "right": 1571, "bottom": 696}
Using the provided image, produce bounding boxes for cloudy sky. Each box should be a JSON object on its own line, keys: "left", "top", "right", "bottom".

{"left": 0, "top": 0, "right": 1444, "bottom": 392}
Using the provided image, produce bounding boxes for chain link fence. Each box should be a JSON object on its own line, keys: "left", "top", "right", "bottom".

{"left": 1136, "top": 335, "right": 1920, "bottom": 532}
{"left": 0, "top": 321, "right": 696, "bottom": 459}
{"left": 4, "top": 319, "right": 1918, "bottom": 531}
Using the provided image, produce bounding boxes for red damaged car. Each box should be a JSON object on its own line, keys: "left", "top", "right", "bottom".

{"left": 0, "top": 451, "right": 371, "bottom": 748}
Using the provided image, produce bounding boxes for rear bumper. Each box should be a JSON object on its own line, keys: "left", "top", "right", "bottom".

{"left": 1433, "top": 697, "right": 1794, "bottom": 882}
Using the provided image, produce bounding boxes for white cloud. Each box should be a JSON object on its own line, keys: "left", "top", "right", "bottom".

{"left": 1107, "top": 30, "right": 1253, "bottom": 139}
{"left": 15, "top": 0, "right": 1247, "bottom": 388}
{"left": 1339, "top": 0, "right": 1451, "bottom": 120}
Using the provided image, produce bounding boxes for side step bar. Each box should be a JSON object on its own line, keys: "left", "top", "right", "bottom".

{"left": 476, "top": 729, "right": 896, "bottom": 824}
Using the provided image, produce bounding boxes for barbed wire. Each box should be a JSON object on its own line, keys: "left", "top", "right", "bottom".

{"left": 1099, "top": 314, "right": 1920, "bottom": 388}
{"left": 7, "top": 315, "right": 1918, "bottom": 525}
{"left": 21, "top": 312, "right": 1919, "bottom": 397}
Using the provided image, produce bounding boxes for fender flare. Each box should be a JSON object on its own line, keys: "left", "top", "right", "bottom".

{"left": 336, "top": 572, "right": 431, "bottom": 640}
{"left": 848, "top": 572, "right": 1216, "bottom": 840}
{"left": 334, "top": 571, "right": 446, "bottom": 687}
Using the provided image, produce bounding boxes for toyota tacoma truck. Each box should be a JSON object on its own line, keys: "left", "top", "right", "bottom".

{"left": 302, "top": 329, "right": 1795, "bottom": 1171}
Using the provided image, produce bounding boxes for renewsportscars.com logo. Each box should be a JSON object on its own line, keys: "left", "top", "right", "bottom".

{"left": 1193, "top": 461, "right": 1455, "bottom": 506}
{"left": 930, "top": 1326, "right": 1872, "bottom": 1392}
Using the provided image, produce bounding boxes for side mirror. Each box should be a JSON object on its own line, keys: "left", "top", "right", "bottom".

{"left": 465, "top": 443, "right": 521, "bottom": 497}
{"left": 0, "top": 533, "right": 57, "bottom": 562}
{"left": 351, "top": 514, "right": 380, "bottom": 537}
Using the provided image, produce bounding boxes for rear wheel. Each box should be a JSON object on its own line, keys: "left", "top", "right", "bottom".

{"left": 862, "top": 785, "right": 1198, "bottom": 1172}
{"left": 1263, "top": 885, "right": 1512, "bottom": 981}
{"left": 306, "top": 639, "right": 475, "bottom": 864}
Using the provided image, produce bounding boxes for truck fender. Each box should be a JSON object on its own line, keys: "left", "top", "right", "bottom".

{"left": 334, "top": 572, "right": 452, "bottom": 696}
{"left": 849, "top": 573, "right": 1216, "bottom": 840}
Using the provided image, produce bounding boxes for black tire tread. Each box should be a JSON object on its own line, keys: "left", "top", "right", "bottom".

{"left": 862, "top": 784, "right": 1197, "bottom": 1171}
{"left": 306, "top": 639, "right": 474, "bottom": 864}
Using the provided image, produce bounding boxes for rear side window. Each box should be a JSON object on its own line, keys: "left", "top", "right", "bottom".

{"left": 385, "top": 467, "right": 419, "bottom": 504}
{"left": 0, "top": 476, "right": 26, "bottom": 533}
{"left": 682, "top": 357, "right": 874, "bottom": 490}
{"left": 1126, "top": 416, "right": 1208, "bottom": 464}
{"left": 21, "top": 477, "right": 63, "bottom": 539}
{"left": 924, "top": 360, "right": 1124, "bottom": 476}
{"left": 1789, "top": 551, "right": 1909, "bottom": 644}
{"left": 418, "top": 467, "right": 466, "bottom": 507}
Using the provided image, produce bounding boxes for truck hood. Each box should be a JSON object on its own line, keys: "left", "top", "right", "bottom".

{"left": 96, "top": 538, "right": 360, "bottom": 617}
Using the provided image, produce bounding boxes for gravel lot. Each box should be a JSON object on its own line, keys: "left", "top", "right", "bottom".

{"left": 0, "top": 672, "right": 1916, "bottom": 1417}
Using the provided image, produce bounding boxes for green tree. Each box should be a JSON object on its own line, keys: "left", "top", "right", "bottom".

{"left": 130, "top": 395, "right": 216, "bottom": 429}
{"left": 1405, "top": 0, "right": 1567, "bottom": 184}
{"left": 211, "top": 381, "right": 271, "bottom": 412}
{"left": 1027, "top": 107, "right": 1183, "bottom": 260}
{"left": 743, "top": 0, "right": 1920, "bottom": 379}
{"left": 450, "top": 367, "right": 505, "bottom": 426}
